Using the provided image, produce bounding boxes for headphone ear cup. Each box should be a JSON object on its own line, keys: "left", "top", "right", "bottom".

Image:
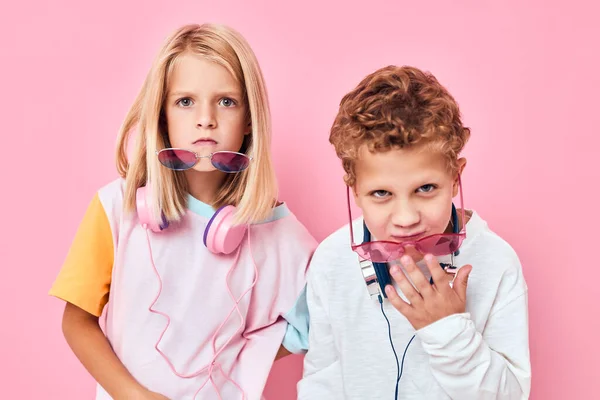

{"left": 203, "top": 205, "right": 247, "bottom": 254}
{"left": 136, "top": 185, "right": 168, "bottom": 232}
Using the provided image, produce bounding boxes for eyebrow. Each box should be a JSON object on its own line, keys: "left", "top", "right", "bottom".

{"left": 168, "top": 91, "right": 193, "bottom": 98}
{"left": 359, "top": 176, "right": 443, "bottom": 192}
{"left": 168, "top": 89, "right": 243, "bottom": 98}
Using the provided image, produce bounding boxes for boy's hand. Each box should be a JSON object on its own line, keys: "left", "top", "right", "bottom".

{"left": 385, "top": 254, "right": 472, "bottom": 330}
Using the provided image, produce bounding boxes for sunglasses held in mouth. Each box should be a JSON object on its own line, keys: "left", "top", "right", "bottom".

{"left": 156, "top": 148, "right": 252, "bottom": 173}
{"left": 348, "top": 176, "right": 467, "bottom": 262}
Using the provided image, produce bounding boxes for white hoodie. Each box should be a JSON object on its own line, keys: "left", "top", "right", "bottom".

{"left": 297, "top": 210, "right": 531, "bottom": 400}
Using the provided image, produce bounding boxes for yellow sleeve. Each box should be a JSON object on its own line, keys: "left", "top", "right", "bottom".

{"left": 49, "top": 194, "right": 114, "bottom": 317}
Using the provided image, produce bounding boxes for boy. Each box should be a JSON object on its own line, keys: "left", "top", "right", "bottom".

{"left": 297, "top": 66, "right": 531, "bottom": 399}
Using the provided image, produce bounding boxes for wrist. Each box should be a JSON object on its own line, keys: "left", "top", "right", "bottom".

{"left": 416, "top": 312, "right": 471, "bottom": 347}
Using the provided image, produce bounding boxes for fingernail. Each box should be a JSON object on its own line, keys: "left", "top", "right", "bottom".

{"left": 425, "top": 254, "right": 433, "bottom": 262}
{"left": 390, "top": 265, "right": 400, "bottom": 275}
{"left": 401, "top": 255, "right": 411, "bottom": 266}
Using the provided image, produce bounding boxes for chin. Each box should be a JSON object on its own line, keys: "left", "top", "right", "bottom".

{"left": 182, "top": 165, "right": 215, "bottom": 174}
{"left": 189, "top": 159, "right": 218, "bottom": 173}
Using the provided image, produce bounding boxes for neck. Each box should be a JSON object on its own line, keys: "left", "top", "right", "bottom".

{"left": 444, "top": 207, "right": 472, "bottom": 234}
{"left": 184, "top": 169, "right": 226, "bottom": 205}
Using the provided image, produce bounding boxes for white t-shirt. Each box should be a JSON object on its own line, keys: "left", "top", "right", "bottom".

{"left": 297, "top": 210, "right": 531, "bottom": 399}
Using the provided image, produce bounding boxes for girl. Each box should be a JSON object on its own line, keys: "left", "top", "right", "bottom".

{"left": 49, "top": 23, "right": 316, "bottom": 400}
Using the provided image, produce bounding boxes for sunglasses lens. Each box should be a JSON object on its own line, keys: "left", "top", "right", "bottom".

{"left": 419, "top": 234, "right": 464, "bottom": 256}
{"left": 157, "top": 149, "right": 197, "bottom": 170}
{"left": 211, "top": 152, "right": 251, "bottom": 173}
{"left": 355, "top": 235, "right": 465, "bottom": 262}
{"left": 355, "top": 242, "right": 403, "bottom": 263}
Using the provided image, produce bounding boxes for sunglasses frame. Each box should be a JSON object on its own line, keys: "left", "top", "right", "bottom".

{"left": 156, "top": 148, "right": 253, "bottom": 173}
{"left": 347, "top": 175, "right": 466, "bottom": 262}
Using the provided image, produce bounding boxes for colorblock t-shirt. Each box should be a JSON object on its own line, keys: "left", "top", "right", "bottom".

{"left": 50, "top": 178, "right": 317, "bottom": 399}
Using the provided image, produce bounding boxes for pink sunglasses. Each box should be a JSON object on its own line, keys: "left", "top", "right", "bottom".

{"left": 156, "top": 148, "right": 251, "bottom": 173}
{"left": 348, "top": 176, "right": 466, "bottom": 263}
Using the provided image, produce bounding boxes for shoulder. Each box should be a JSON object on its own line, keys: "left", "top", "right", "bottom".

{"left": 315, "top": 219, "right": 356, "bottom": 255}
{"left": 464, "top": 210, "right": 523, "bottom": 271}
{"left": 462, "top": 210, "right": 527, "bottom": 300}
{"left": 96, "top": 177, "right": 126, "bottom": 206}
{"left": 308, "top": 218, "right": 361, "bottom": 280}
{"left": 254, "top": 203, "right": 318, "bottom": 250}
{"left": 94, "top": 177, "right": 127, "bottom": 227}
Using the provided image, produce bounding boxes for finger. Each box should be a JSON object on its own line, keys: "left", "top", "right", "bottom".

{"left": 384, "top": 284, "right": 413, "bottom": 316}
{"left": 389, "top": 264, "right": 424, "bottom": 305}
{"left": 424, "top": 254, "right": 452, "bottom": 291}
{"left": 453, "top": 264, "right": 472, "bottom": 301}
{"left": 399, "top": 255, "right": 434, "bottom": 296}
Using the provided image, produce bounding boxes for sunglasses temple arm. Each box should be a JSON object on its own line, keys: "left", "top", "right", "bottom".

{"left": 458, "top": 175, "right": 466, "bottom": 233}
{"left": 347, "top": 186, "right": 355, "bottom": 246}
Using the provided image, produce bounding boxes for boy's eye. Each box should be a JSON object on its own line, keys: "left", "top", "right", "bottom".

{"left": 370, "top": 190, "right": 391, "bottom": 198}
{"left": 417, "top": 184, "right": 436, "bottom": 193}
{"left": 219, "top": 97, "right": 236, "bottom": 107}
{"left": 176, "top": 97, "right": 194, "bottom": 107}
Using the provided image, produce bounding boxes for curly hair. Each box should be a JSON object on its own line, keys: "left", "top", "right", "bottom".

{"left": 330, "top": 65, "right": 471, "bottom": 186}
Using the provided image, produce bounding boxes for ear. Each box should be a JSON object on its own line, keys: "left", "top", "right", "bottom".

{"left": 453, "top": 158, "right": 467, "bottom": 197}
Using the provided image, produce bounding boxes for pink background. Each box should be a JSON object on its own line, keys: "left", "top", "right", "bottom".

{"left": 1, "top": 0, "right": 597, "bottom": 398}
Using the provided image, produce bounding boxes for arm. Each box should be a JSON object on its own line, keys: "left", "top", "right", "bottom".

{"left": 296, "top": 267, "right": 343, "bottom": 399}
{"left": 387, "top": 255, "right": 531, "bottom": 400}
{"left": 50, "top": 194, "right": 168, "bottom": 399}
{"left": 275, "top": 345, "right": 291, "bottom": 360}
{"left": 276, "top": 285, "right": 310, "bottom": 361}
{"left": 417, "top": 293, "right": 530, "bottom": 400}
{"left": 61, "top": 303, "right": 161, "bottom": 399}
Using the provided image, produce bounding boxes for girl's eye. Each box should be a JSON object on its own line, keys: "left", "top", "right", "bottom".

{"left": 176, "top": 98, "right": 194, "bottom": 107}
{"left": 219, "top": 97, "right": 237, "bottom": 107}
{"left": 417, "top": 184, "right": 436, "bottom": 193}
{"left": 370, "top": 190, "right": 391, "bottom": 199}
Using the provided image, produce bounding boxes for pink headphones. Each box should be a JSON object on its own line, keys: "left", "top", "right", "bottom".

{"left": 136, "top": 185, "right": 247, "bottom": 255}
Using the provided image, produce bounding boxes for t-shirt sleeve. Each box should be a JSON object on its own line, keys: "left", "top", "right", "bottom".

{"left": 48, "top": 193, "right": 114, "bottom": 317}
{"left": 281, "top": 285, "right": 309, "bottom": 354}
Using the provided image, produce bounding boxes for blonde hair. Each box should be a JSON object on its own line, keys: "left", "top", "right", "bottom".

{"left": 115, "top": 23, "right": 277, "bottom": 224}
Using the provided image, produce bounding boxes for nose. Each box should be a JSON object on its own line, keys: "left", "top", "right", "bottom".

{"left": 196, "top": 102, "right": 217, "bottom": 129}
{"left": 390, "top": 198, "right": 420, "bottom": 229}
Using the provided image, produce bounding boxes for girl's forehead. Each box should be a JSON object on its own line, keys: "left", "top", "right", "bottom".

{"left": 167, "top": 53, "right": 242, "bottom": 95}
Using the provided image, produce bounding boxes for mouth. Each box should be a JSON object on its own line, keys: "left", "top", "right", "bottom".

{"left": 193, "top": 137, "right": 217, "bottom": 146}
{"left": 390, "top": 232, "right": 426, "bottom": 242}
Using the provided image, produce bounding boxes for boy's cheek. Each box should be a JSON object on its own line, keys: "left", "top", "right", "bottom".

{"left": 362, "top": 211, "right": 388, "bottom": 240}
